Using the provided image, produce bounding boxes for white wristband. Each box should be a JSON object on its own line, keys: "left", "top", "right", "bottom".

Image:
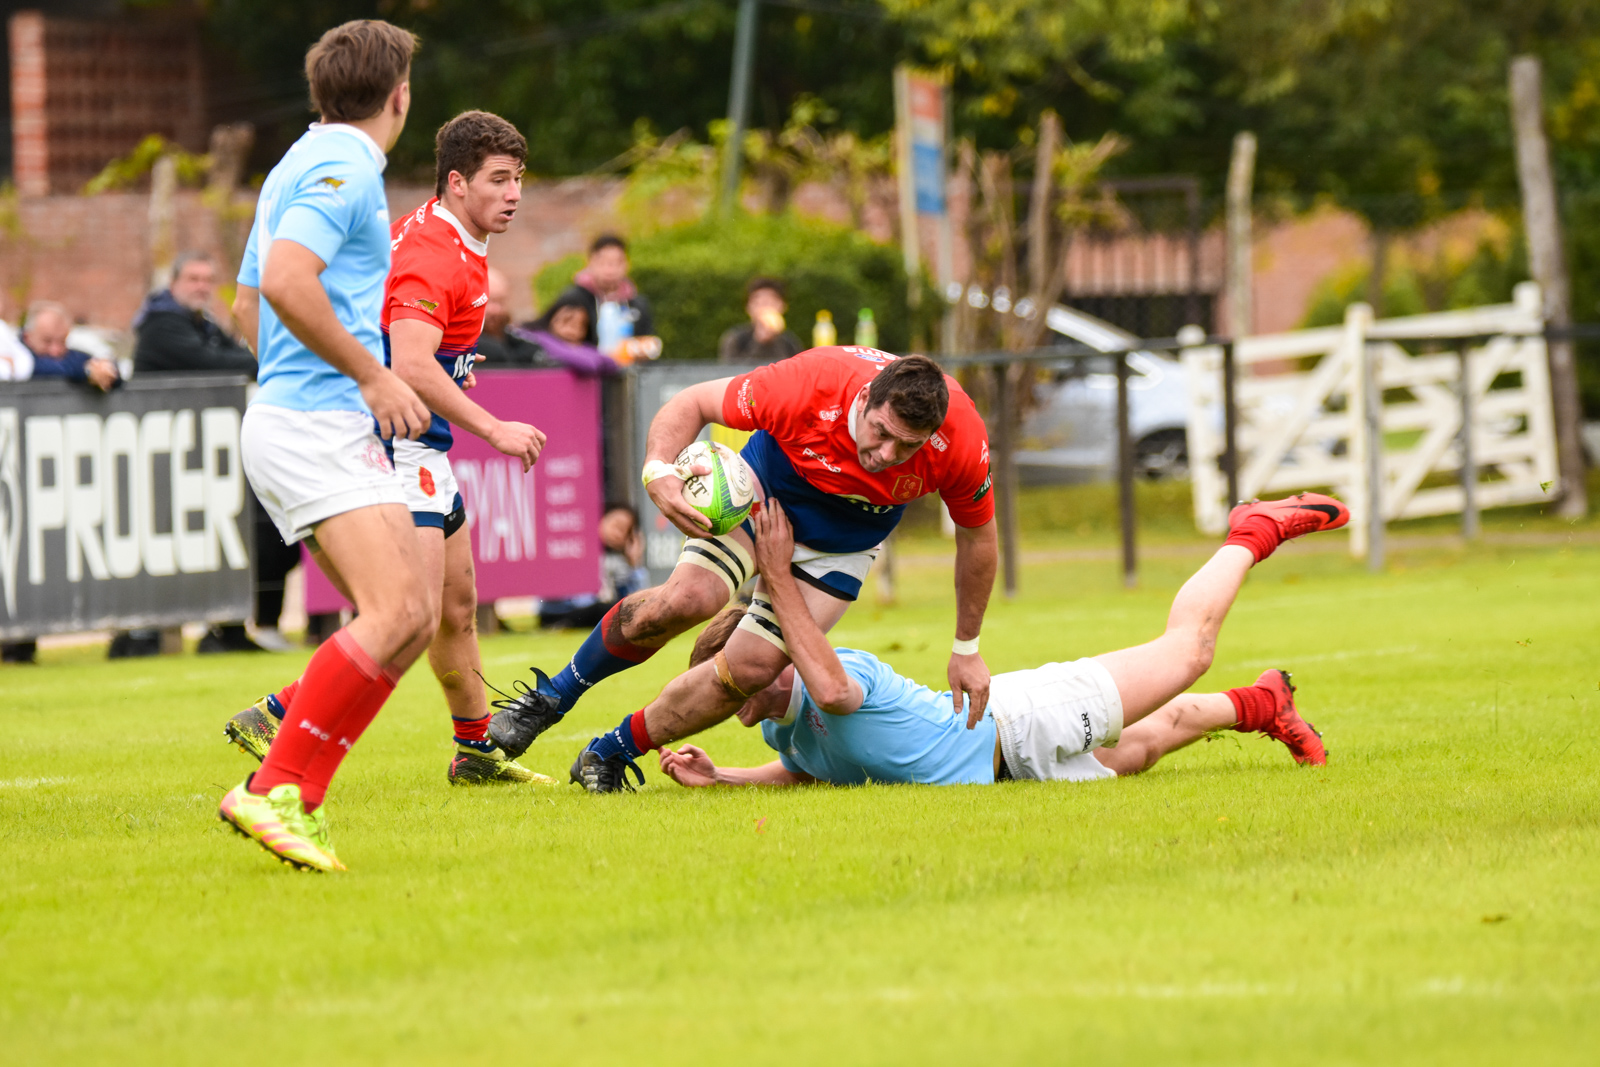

{"left": 952, "top": 636, "right": 980, "bottom": 656}
{"left": 641, "top": 460, "right": 684, "bottom": 487}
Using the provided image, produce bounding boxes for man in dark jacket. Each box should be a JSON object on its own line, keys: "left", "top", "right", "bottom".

{"left": 21, "top": 301, "right": 120, "bottom": 389}
{"left": 570, "top": 234, "right": 657, "bottom": 354}
{"left": 475, "top": 266, "right": 552, "bottom": 367}
{"left": 718, "top": 276, "right": 802, "bottom": 363}
{"left": 132, "top": 253, "right": 257, "bottom": 374}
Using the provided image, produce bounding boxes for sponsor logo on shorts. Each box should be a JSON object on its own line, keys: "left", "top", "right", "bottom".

{"left": 891, "top": 474, "right": 923, "bottom": 502}
{"left": 803, "top": 448, "right": 841, "bottom": 473}
{"left": 419, "top": 466, "right": 437, "bottom": 497}
{"left": 972, "top": 466, "right": 992, "bottom": 502}
{"left": 818, "top": 406, "right": 842, "bottom": 422}
{"left": 1080, "top": 711, "right": 1093, "bottom": 753}
{"left": 841, "top": 493, "right": 894, "bottom": 514}
{"left": 360, "top": 440, "right": 393, "bottom": 474}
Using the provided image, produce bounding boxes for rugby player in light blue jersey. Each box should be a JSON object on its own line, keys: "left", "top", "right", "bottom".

{"left": 218, "top": 21, "right": 436, "bottom": 874}
{"left": 660, "top": 494, "right": 1350, "bottom": 790}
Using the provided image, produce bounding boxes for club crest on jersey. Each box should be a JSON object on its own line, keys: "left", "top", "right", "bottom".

{"left": 892, "top": 474, "right": 923, "bottom": 502}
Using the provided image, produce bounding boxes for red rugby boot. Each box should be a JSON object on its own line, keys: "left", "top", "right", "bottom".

{"left": 1226, "top": 492, "right": 1349, "bottom": 561}
{"left": 1250, "top": 669, "right": 1326, "bottom": 766}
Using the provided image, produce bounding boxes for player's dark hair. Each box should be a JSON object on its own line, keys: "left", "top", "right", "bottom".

{"left": 434, "top": 110, "right": 526, "bottom": 198}
{"left": 689, "top": 606, "right": 746, "bottom": 668}
{"left": 589, "top": 233, "right": 627, "bottom": 256}
{"left": 865, "top": 355, "right": 949, "bottom": 433}
{"left": 746, "top": 276, "right": 785, "bottom": 300}
{"left": 305, "top": 20, "right": 418, "bottom": 123}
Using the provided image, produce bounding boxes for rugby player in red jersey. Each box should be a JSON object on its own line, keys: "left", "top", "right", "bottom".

{"left": 488, "top": 347, "right": 999, "bottom": 792}
{"left": 225, "top": 111, "right": 548, "bottom": 785}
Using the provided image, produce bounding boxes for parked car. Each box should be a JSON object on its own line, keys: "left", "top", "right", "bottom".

{"left": 1014, "top": 305, "right": 1193, "bottom": 482}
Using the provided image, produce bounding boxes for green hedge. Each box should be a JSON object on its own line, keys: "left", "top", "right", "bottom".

{"left": 534, "top": 213, "right": 935, "bottom": 359}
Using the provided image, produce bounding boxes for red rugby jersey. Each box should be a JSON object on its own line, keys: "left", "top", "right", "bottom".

{"left": 382, "top": 197, "right": 488, "bottom": 381}
{"left": 720, "top": 346, "right": 994, "bottom": 527}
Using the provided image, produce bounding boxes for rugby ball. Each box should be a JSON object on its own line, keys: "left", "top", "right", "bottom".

{"left": 677, "top": 440, "right": 755, "bottom": 536}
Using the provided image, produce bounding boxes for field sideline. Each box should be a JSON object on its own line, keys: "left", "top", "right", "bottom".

{"left": 2, "top": 534, "right": 1597, "bottom": 1064}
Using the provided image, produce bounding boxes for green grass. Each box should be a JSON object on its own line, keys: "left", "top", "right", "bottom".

{"left": 3, "top": 535, "right": 1599, "bottom": 1064}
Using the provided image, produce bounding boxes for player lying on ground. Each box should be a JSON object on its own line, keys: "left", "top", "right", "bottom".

{"left": 486, "top": 348, "right": 1001, "bottom": 793}
{"left": 218, "top": 20, "right": 431, "bottom": 873}
{"left": 659, "top": 493, "right": 1347, "bottom": 789}
{"left": 225, "top": 110, "right": 549, "bottom": 787}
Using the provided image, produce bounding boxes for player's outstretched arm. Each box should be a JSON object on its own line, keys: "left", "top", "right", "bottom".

{"left": 659, "top": 744, "right": 814, "bottom": 787}
{"left": 951, "top": 518, "right": 998, "bottom": 729}
{"left": 750, "top": 501, "right": 865, "bottom": 715}
{"left": 388, "top": 317, "right": 545, "bottom": 471}
{"left": 642, "top": 377, "right": 732, "bottom": 536}
{"left": 260, "top": 239, "right": 430, "bottom": 440}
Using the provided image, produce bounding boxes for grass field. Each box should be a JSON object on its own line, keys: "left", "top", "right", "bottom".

{"left": 3, "top": 525, "right": 1598, "bottom": 1064}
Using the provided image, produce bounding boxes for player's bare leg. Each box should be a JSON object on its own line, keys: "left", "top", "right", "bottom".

{"left": 488, "top": 531, "right": 749, "bottom": 756}
{"left": 1092, "top": 693, "right": 1237, "bottom": 775}
{"left": 569, "top": 577, "right": 849, "bottom": 793}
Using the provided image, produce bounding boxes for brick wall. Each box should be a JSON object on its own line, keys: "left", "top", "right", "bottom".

{"left": 8, "top": 10, "right": 205, "bottom": 196}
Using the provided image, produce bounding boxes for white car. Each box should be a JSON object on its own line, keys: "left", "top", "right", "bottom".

{"left": 1014, "top": 305, "right": 1193, "bottom": 481}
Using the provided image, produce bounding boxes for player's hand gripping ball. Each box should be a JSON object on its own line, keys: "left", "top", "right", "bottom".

{"left": 675, "top": 440, "right": 756, "bottom": 535}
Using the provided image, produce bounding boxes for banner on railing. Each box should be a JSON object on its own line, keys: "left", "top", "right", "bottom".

{"left": 304, "top": 368, "right": 603, "bottom": 612}
{"left": 0, "top": 375, "right": 252, "bottom": 639}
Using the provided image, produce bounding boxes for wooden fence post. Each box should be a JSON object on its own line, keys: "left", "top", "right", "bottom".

{"left": 1510, "top": 55, "right": 1588, "bottom": 518}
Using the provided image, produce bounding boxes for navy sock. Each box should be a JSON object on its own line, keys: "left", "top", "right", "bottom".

{"left": 587, "top": 711, "right": 650, "bottom": 763}
{"left": 549, "top": 604, "right": 657, "bottom": 713}
{"left": 264, "top": 693, "right": 288, "bottom": 721}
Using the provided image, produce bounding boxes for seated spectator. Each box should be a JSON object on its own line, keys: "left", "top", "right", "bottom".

{"left": 132, "top": 253, "right": 257, "bottom": 374}
{"left": 570, "top": 234, "right": 659, "bottom": 356}
{"left": 20, "top": 302, "right": 119, "bottom": 390}
{"left": 539, "top": 502, "right": 652, "bottom": 629}
{"left": 719, "top": 276, "right": 803, "bottom": 363}
{"left": 476, "top": 267, "right": 554, "bottom": 367}
{"left": 511, "top": 287, "right": 619, "bottom": 376}
{"left": 0, "top": 323, "right": 32, "bottom": 380}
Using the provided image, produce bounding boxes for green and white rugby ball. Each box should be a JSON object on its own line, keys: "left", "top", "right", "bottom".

{"left": 677, "top": 440, "right": 756, "bottom": 536}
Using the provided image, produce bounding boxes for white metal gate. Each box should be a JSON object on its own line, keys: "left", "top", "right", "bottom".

{"left": 1183, "top": 282, "right": 1559, "bottom": 554}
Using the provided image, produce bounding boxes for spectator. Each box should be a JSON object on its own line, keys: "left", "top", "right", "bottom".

{"left": 475, "top": 267, "right": 553, "bottom": 367}
{"left": 132, "top": 253, "right": 258, "bottom": 374}
{"left": 126, "top": 253, "right": 292, "bottom": 655}
{"left": 570, "top": 234, "right": 657, "bottom": 355}
{"left": 539, "top": 502, "right": 652, "bottom": 629}
{"left": 20, "top": 302, "right": 120, "bottom": 390}
{"left": 512, "top": 287, "right": 619, "bottom": 377}
{"left": 0, "top": 323, "right": 32, "bottom": 380}
{"left": 718, "top": 276, "right": 803, "bottom": 363}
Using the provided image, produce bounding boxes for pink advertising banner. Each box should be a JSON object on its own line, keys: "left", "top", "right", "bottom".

{"left": 304, "top": 369, "right": 604, "bottom": 613}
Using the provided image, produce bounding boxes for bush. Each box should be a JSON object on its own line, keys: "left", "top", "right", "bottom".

{"left": 534, "top": 213, "right": 937, "bottom": 359}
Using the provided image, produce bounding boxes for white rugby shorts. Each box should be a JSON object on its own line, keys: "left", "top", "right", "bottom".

{"left": 990, "top": 657, "right": 1123, "bottom": 783}
{"left": 241, "top": 404, "right": 404, "bottom": 544}
{"left": 393, "top": 437, "right": 463, "bottom": 528}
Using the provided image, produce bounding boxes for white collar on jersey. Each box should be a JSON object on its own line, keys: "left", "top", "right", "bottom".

{"left": 846, "top": 385, "right": 868, "bottom": 443}
{"left": 429, "top": 199, "right": 489, "bottom": 256}
{"left": 304, "top": 122, "right": 387, "bottom": 171}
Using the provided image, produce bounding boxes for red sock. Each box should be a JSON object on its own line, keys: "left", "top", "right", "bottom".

{"left": 255, "top": 629, "right": 397, "bottom": 803}
{"left": 1224, "top": 516, "right": 1281, "bottom": 563}
{"left": 452, "top": 715, "right": 490, "bottom": 743}
{"left": 629, "top": 710, "right": 656, "bottom": 753}
{"left": 602, "top": 603, "right": 659, "bottom": 664}
{"left": 1227, "top": 684, "right": 1275, "bottom": 732}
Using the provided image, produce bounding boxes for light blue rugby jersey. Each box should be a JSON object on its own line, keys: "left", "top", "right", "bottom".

{"left": 761, "top": 648, "right": 997, "bottom": 785}
{"left": 238, "top": 124, "right": 390, "bottom": 412}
